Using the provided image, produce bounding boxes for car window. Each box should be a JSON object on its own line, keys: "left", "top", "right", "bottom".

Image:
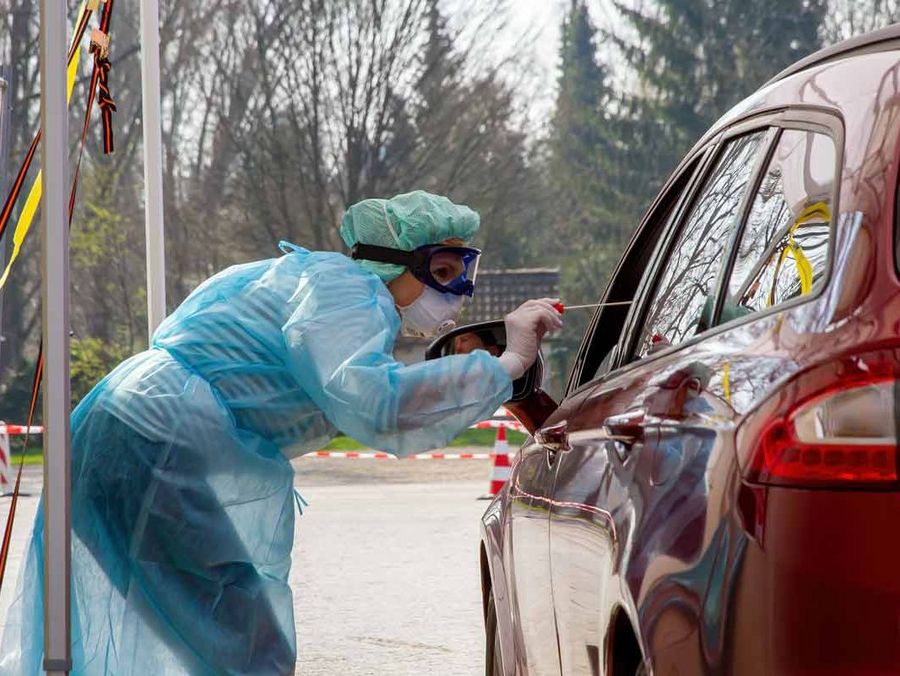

{"left": 572, "top": 153, "right": 707, "bottom": 391}
{"left": 634, "top": 130, "right": 768, "bottom": 358}
{"left": 724, "top": 129, "right": 835, "bottom": 316}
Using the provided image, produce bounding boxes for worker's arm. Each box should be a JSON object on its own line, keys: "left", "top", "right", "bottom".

{"left": 282, "top": 255, "right": 513, "bottom": 456}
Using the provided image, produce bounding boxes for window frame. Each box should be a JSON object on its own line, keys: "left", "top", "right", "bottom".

{"left": 568, "top": 106, "right": 844, "bottom": 396}
{"left": 564, "top": 147, "right": 715, "bottom": 396}
{"left": 628, "top": 126, "right": 777, "bottom": 359}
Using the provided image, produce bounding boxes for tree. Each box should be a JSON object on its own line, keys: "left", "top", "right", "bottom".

{"left": 614, "top": 0, "right": 826, "bottom": 186}
{"left": 544, "top": 1, "right": 638, "bottom": 383}
{"left": 549, "top": 0, "right": 615, "bottom": 247}
{"left": 232, "top": 0, "right": 546, "bottom": 268}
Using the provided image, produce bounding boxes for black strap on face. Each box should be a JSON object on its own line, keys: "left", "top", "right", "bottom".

{"left": 351, "top": 243, "right": 418, "bottom": 268}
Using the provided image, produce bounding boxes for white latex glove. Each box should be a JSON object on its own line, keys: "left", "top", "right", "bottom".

{"left": 497, "top": 298, "right": 564, "bottom": 379}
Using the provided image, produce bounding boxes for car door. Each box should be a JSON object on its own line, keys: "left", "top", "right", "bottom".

{"left": 620, "top": 119, "right": 839, "bottom": 675}
{"left": 546, "top": 128, "right": 775, "bottom": 676}
{"left": 502, "top": 133, "right": 713, "bottom": 676}
{"left": 504, "top": 404, "right": 565, "bottom": 675}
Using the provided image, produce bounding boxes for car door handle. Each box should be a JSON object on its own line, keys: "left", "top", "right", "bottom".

{"left": 603, "top": 410, "right": 645, "bottom": 446}
{"left": 535, "top": 420, "right": 570, "bottom": 453}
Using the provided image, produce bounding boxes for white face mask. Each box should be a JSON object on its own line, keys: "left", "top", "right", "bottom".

{"left": 397, "top": 286, "right": 465, "bottom": 338}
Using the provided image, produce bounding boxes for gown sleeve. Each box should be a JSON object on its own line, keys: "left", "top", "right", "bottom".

{"left": 282, "top": 255, "right": 513, "bottom": 455}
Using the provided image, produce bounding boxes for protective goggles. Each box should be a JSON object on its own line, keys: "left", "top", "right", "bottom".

{"left": 351, "top": 243, "right": 481, "bottom": 296}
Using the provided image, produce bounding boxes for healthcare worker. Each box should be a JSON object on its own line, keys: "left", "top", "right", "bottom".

{"left": 0, "top": 190, "right": 561, "bottom": 675}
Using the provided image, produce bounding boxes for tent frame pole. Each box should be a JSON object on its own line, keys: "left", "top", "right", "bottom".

{"left": 140, "top": 0, "right": 166, "bottom": 336}
{"left": 39, "top": 1, "right": 72, "bottom": 673}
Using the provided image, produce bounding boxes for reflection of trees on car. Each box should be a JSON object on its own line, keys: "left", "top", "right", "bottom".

{"left": 728, "top": 130, "right": 835, "bottom": 313}
{"left": 639, "top": 132, "right": 768, "bottom": 355}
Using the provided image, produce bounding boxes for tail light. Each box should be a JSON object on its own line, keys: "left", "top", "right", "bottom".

{"left": 738, "top": 352, "right": 899, "bottom": 488}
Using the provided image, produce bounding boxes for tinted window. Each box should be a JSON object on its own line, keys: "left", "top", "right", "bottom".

{"left": 636, "top": 131, "right": 767, "bottom": 358}
{"left": 725, "top": 129, "right": 835, "bottom": 316}
{"left": 576, "top": 155, "right": 706, "bottom": 388}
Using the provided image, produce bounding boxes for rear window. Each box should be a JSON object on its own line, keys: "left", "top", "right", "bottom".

{"left": 724, "top": 129, "right": 835, "bottom": 317}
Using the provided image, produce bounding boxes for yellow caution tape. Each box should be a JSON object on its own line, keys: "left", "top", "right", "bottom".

{"left": 791, "top": 242, "right": 813, "bottom": 294}
{"left": 793, "top": 201, "right": 831, "bottom": 228}
{"left": 722, "top": 361, "right": 731, "bottom": 405}
{"left": 766, "top": 201, "right": 831, "bottom": 307}
{"left": 0, "top": 1, "right": 88, "bottom": 292}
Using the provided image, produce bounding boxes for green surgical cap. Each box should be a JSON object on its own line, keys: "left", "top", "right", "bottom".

{"left": 340, "top": 190, "right": 480, "bottom": 283}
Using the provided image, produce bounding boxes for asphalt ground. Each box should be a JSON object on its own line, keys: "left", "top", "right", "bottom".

{"left": 0, "top": 454, "right": 496, "bottom": 674}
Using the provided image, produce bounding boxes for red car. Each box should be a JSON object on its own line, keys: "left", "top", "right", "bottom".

{"left": 431, "top": 24, "right": 900, "bottom": 676}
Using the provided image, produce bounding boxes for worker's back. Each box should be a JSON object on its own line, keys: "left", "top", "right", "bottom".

{"left": 143, "top": 245, "right": 384, "bottom": 453}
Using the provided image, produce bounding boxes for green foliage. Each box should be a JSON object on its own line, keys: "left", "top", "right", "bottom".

{"left": 544, "top": 1, "right": 642, "bottom": 384}
{"left": 0, "top": 338, "right": 127, "bottom": 422}
{"left": 70, "top": 192, "right": 126, "bottom": 270}
{"left": 554, "top": 0, "right": 608, "bottom": 175}
{"left": 0, "top": 358, "right": 40, "bottom": 424}
{"left": 68, "top": 162, "right": 147, "bottom": 355}
{"left": 615, "top": 0, "right": 826, "bottom": 185}
{"left": 550, "top": 1, "right": 618, "bottom": 249}
{"left": 70, "top": 338, "right": 128, "bottom": 407}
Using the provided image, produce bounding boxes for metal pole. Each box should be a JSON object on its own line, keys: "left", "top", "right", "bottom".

{"left": 0, "top": 68, "right": 11, "bottom": 372}
{"left": 39, "top": 1, "right": 71, "bottom": 674}
{"left": 0, "top": 68, "right": 11, "bottom": 200}
{"left": 140, "top": 0, "right": 166, "bottom": 337}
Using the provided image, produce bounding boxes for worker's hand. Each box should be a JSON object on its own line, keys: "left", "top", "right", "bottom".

{"left": 498, "top": 298, "right": 563, "bottom": 379}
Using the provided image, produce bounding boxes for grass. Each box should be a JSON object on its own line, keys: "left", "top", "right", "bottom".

{"left": 323, "top": 427, "right": 525, "bottom": 451}
{"left": 448, "top": 427, "right": 526, "bottom": 447}
{"left": 6, "top": 453, "right": 44, "bottom": 466}
{"left": 13, "top": 428, "right": 525, "bottom": 463}
{"left": 5, "top": 439, "right": 44, "bottom": 466}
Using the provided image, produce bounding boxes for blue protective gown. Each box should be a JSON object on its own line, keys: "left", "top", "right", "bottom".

{"left": 0, "top": 244, "right": 512, "bottom": 675}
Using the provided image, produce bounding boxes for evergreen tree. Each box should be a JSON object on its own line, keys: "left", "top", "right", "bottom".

{"left": 418, "top": 0, "right": 462, "bottom": 109}
{"left": 547, "top": 1, "right": 640, "bottom": 385}
{"left": 554, "top": 0, "right": 607, "bottom": 176}
{"left": 616, "top": 0, "right": 826, "bottom": 185}
{"left": 550, "top": 0, "right": 616, "bottom": 247}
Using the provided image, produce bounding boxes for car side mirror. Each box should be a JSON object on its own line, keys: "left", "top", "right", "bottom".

{"left": 425, "top": 320, "right": 543, "bottom": 403}
{"left": 427, "top": 320, "right": 560, "bottom": 433}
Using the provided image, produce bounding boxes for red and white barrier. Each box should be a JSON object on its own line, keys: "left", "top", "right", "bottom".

{"left": 301, "top": 407, "right": 524, "bottom": 461}
{"left": 0, "top": 424, "right": 43, "bottom": 436}
{"left": 308, "top": 451, "right": 396, "bottom": 459}
{"left": 304, "top": 451, "right": 492, "bottom": 460}
{"left": 408, "top": 452, "right": 491, "bottom": 460}
{"left": 0, "top": 422, "right": 43, "bottom": 496}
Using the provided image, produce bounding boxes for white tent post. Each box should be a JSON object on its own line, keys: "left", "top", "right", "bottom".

{"left": 39, "top": 1, "right": 71, "bottom": 674}
{"left": 140, "top": 0, "right": 166, "bottom": 336}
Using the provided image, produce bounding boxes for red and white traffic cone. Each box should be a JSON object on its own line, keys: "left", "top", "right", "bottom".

{"left": 479, "top": 425, "right": 511, "bottom": 500}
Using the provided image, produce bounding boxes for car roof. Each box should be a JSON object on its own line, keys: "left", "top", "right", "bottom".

{"left": 767, "top": 23, "right": 900, "bottom": 86}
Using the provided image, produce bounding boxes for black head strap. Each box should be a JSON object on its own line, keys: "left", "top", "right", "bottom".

{"left": 351, "top": 243, "right": 417, "bottom": 267}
